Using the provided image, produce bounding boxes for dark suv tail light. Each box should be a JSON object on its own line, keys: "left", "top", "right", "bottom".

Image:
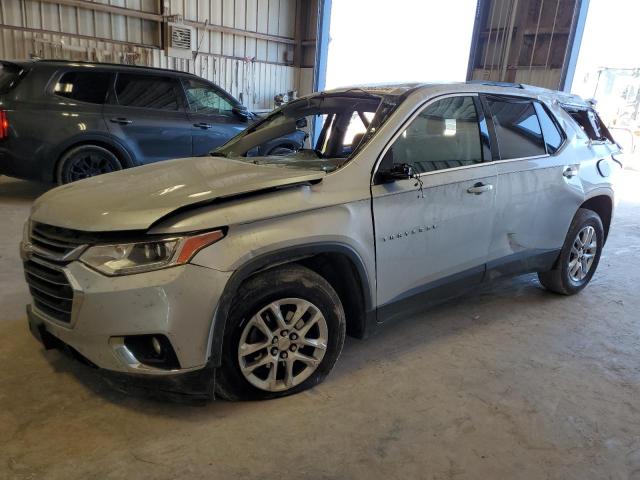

{"left": 0, "top": 110, "right": 8, "bottom": 139}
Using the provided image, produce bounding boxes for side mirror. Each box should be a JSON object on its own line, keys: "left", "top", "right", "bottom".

{"left": 377, "top": 149, "right": 413, "bottom": 183}
{"left": 295, "top": 117, "right": 308, "bottom": 129}
{"left": 232, "top": 105, "right": 251, "bottom": 121}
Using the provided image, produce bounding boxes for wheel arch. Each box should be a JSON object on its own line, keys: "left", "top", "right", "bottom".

{"left": 580, "top": 194, "right": 613, "bottom": 243}
{"left": 207, "top": 243, "right": 375, "bottom": 367}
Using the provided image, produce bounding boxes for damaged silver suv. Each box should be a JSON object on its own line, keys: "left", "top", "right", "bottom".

{"left": 21, "top": 82, "right": 621, "bottom": 400}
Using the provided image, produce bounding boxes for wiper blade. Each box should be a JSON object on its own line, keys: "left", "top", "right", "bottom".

{"left": 209, "top": 151, "right": 227, "bottom": 158}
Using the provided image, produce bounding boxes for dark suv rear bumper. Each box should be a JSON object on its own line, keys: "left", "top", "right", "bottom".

{"left": 0, "top": 144, "right": 50, "bottom": 182}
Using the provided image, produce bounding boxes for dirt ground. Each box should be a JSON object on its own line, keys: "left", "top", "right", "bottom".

{"left": 1, "top": 172, "right": 639, "bottom": 479}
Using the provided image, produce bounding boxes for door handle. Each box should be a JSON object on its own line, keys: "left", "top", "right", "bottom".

{"left": 563, "top": 165, "right": 578, "bottom": 178}
{"left": 467, "top": 182, "right": 494, "bottom": 195}
{"left": 110, "top": 117, "right": 132, "bottom": 125}
{"left": 193, "top": 122, "right": 213, "bottom": 129}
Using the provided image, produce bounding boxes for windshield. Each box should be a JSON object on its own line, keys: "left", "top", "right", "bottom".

{"left": 212, "top": 92, "right": 402, "bottom": 172}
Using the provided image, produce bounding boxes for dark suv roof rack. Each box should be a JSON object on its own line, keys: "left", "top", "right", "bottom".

{"left": 467, "top": 80, "right": 524, "bottom": 89}
{"left": 33, "top": 59, "right": 195, "bottom": 77}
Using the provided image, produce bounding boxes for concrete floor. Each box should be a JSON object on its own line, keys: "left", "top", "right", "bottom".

{"left": 1, "top": 173, "right": 639, "bottom": 480}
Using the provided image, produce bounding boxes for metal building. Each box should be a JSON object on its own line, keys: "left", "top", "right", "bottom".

{"left": 467, "top": 0, "right": 589, "bottom": 90}
{"left": 0, "top": 0, "right": 325, "bottom": 111}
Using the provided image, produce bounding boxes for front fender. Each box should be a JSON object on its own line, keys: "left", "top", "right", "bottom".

{"left": 203, "top": 241, "right": 374, "bottom": 367}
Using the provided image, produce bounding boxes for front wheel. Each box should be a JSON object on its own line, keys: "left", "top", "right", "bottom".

{"left": 538, "top": 208, "right": 604, "bottom": 295}
{"left": 215, "top": 265, "right": 346, "bottom": 400}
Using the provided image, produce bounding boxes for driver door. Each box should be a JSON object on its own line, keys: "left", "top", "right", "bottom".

{"left": 372, "top": 94, "right": 498, "bottom": 322}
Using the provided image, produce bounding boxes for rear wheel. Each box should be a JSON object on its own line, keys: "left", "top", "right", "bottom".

{"left": 56, "top": 145, "right": 123, "bottom": 184}
{"left": 538, "top": 208, "right": 604, "bottom": 295}
{"left": 215, "top": 264, "right": 346, "bottom": 400}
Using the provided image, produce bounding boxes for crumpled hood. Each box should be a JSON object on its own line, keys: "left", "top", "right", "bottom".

{"left": 31, "top": 156, "right": 325, "bottom": 232}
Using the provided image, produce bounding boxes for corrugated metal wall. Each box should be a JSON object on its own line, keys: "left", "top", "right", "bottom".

{"left": 467, "top": 0, "right": 583, "bottom": 90}
{"left": 0, "top": 0, "right": 318, "bottom": 110}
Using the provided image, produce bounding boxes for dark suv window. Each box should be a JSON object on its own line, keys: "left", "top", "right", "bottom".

{"left": 54, "top": 71, "right": 111, "bottom": 104}
{"left": 183, "top": 79, "right": 235, "bottom": 115}
{"left": 0, "top": 62, "right": 23, "bottom": 94}
{"left": 487, "top": 97, "right": 546, "bottom": 159}
{"left": 534, "top": 102, "right": 564, "bottom": 153}
{"left": 390, "top": 96, "right": 482, "bottom": 173}
{"left": 115, "top": 74, "right": 180, "bottom": 111}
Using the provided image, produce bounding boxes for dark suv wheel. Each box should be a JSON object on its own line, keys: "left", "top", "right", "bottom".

{"left": 215, "top": 264, "right": 346, "bottom": 400}
{"left": 56, "top": 145, "right": 123, "bottom": 184}
{"left": 538, "top": 208, "right": 604, "bottom": 295}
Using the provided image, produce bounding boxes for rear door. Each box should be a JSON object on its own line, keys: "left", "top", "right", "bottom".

{"left": 372, "top": 94, "right": 497, "bottom": 321}
{"left": 181, "top": 78, "right": 247, "bottom": 155}
{"left": 482, "top": 94, "right": 580, "bottom": 275}
{"left": 103, "top": 72, "right": 192, "bottom": 164}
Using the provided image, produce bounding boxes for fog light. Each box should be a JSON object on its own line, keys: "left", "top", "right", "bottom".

{"left": 151, "top": 336, "right": 162, "bottom": 355}
{"left": 120, "top": 334, "right": 181, "bottom": 370}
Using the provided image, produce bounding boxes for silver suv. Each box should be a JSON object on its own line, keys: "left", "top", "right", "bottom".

{"left": 21, "top": 82, "right": 621, "bottom": 400}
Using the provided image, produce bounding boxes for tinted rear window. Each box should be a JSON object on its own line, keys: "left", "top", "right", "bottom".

{"left": 562, "top": 105, "right": 612, "bottom": 143}
{"left": 115, "top": 74, "right": 180, "bottom": 110}
{"left": 487, "top": 97, "right": 546, "bottom": 159}
{"left": 0, "top": 62, "right": 22, "bottom": 94}
{"left": 54, "top": 71, "right": 111, "bottom": 104}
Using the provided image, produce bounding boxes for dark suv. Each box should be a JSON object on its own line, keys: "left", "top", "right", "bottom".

{"left": 0, "top": 60, "right": 304, "bottom": 183}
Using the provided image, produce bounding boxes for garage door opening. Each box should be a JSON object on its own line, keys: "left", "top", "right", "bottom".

{"left": 325, "top": 0, "right": 478, "bottom": 89}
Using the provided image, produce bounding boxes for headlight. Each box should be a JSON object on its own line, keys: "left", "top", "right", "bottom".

{"left": 80, "top": 230, "right": 224, "bottom": 276}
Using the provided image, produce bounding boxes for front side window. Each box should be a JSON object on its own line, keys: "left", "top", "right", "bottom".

{"left": 389, "top": 96, "right": 482, "bottom": 173}
{"left": 183, "top": 79, "right": 234, "bottom": 115}
{"left": 54, "top": 71, "right": 111, "bottom": 104}
{"left": 115, "top": 74, "right": 180, "bottom": 111}
{"left": 487, "top": 97, "right": 546, "bottom": 159}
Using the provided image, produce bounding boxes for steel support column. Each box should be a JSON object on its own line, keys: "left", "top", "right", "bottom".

{"left": 560, "top": 0, "right": 590, "bottom": 92}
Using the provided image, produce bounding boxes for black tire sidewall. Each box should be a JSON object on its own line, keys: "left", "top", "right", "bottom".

{"left": 558, "top": 209, "right": 604, "bottom": 294}
{"left": 57, "top": 145, "right": 122, "bottom": 184}
{"left": 216, "top": 265, "right": 346, "bottom": 401}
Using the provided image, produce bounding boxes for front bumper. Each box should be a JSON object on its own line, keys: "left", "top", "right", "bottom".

{"left": 26, "top": 260, "right": 232, "bottom": 376}
{"left": 27, "top": 305, "right": 217, "bottom": 400}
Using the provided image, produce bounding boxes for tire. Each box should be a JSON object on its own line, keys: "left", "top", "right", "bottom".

{"left": 538, "top": 208, "right": 604, "bottom": 295}
{"left": 267, "top": 144, "right": 297, "bottom": 156}
{"left": 56, "top": 145, "right": 123, "bottom": 184}
{"left": 215, "top": 264, "right": 346, "bottom": 401}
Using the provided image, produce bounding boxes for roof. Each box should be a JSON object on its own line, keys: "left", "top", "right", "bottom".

{"left": 323, "top": 83, "right": 428, "bottom": 97}
{"left": 10, "top": 59, "right": 197, "bottom": 77}
{"left": 317, "top": 81, "right": 589, "bottom": 106}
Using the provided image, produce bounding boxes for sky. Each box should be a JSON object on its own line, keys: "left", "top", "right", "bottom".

{"left": 325, "top": 0, "right": 478, "bottom": 88}
{"left": 571, "top": 0, "right": 640, "bottom": 94}
{"left": 574, "top": 0, "right": 640, "bottom": 73}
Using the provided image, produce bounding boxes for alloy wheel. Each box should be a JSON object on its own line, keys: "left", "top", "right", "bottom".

{"left": 68, "top": 152, "right": 119, "bottom": 181}
{"left": 237, "top": 298, "right": 328, "bottom": 392}
{"left": 568, "top": 225, "right": 597, "bottom": 282}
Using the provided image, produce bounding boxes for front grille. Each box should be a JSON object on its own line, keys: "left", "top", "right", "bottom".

{"left": 24, "top": 258, "right": 74, "bottom": 323}
{"left": 24, "top": 223, "right": 86, "bottom": 324}
{"left": 30, "top": 222, "right": 87, "bottom": 260}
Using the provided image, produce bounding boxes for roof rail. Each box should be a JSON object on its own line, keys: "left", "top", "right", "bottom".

{"left": 467, "top": 80, "right": 524, "bottom": 89}
{"left": 33, "top": 59, "right": 196, "bottom": 76}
